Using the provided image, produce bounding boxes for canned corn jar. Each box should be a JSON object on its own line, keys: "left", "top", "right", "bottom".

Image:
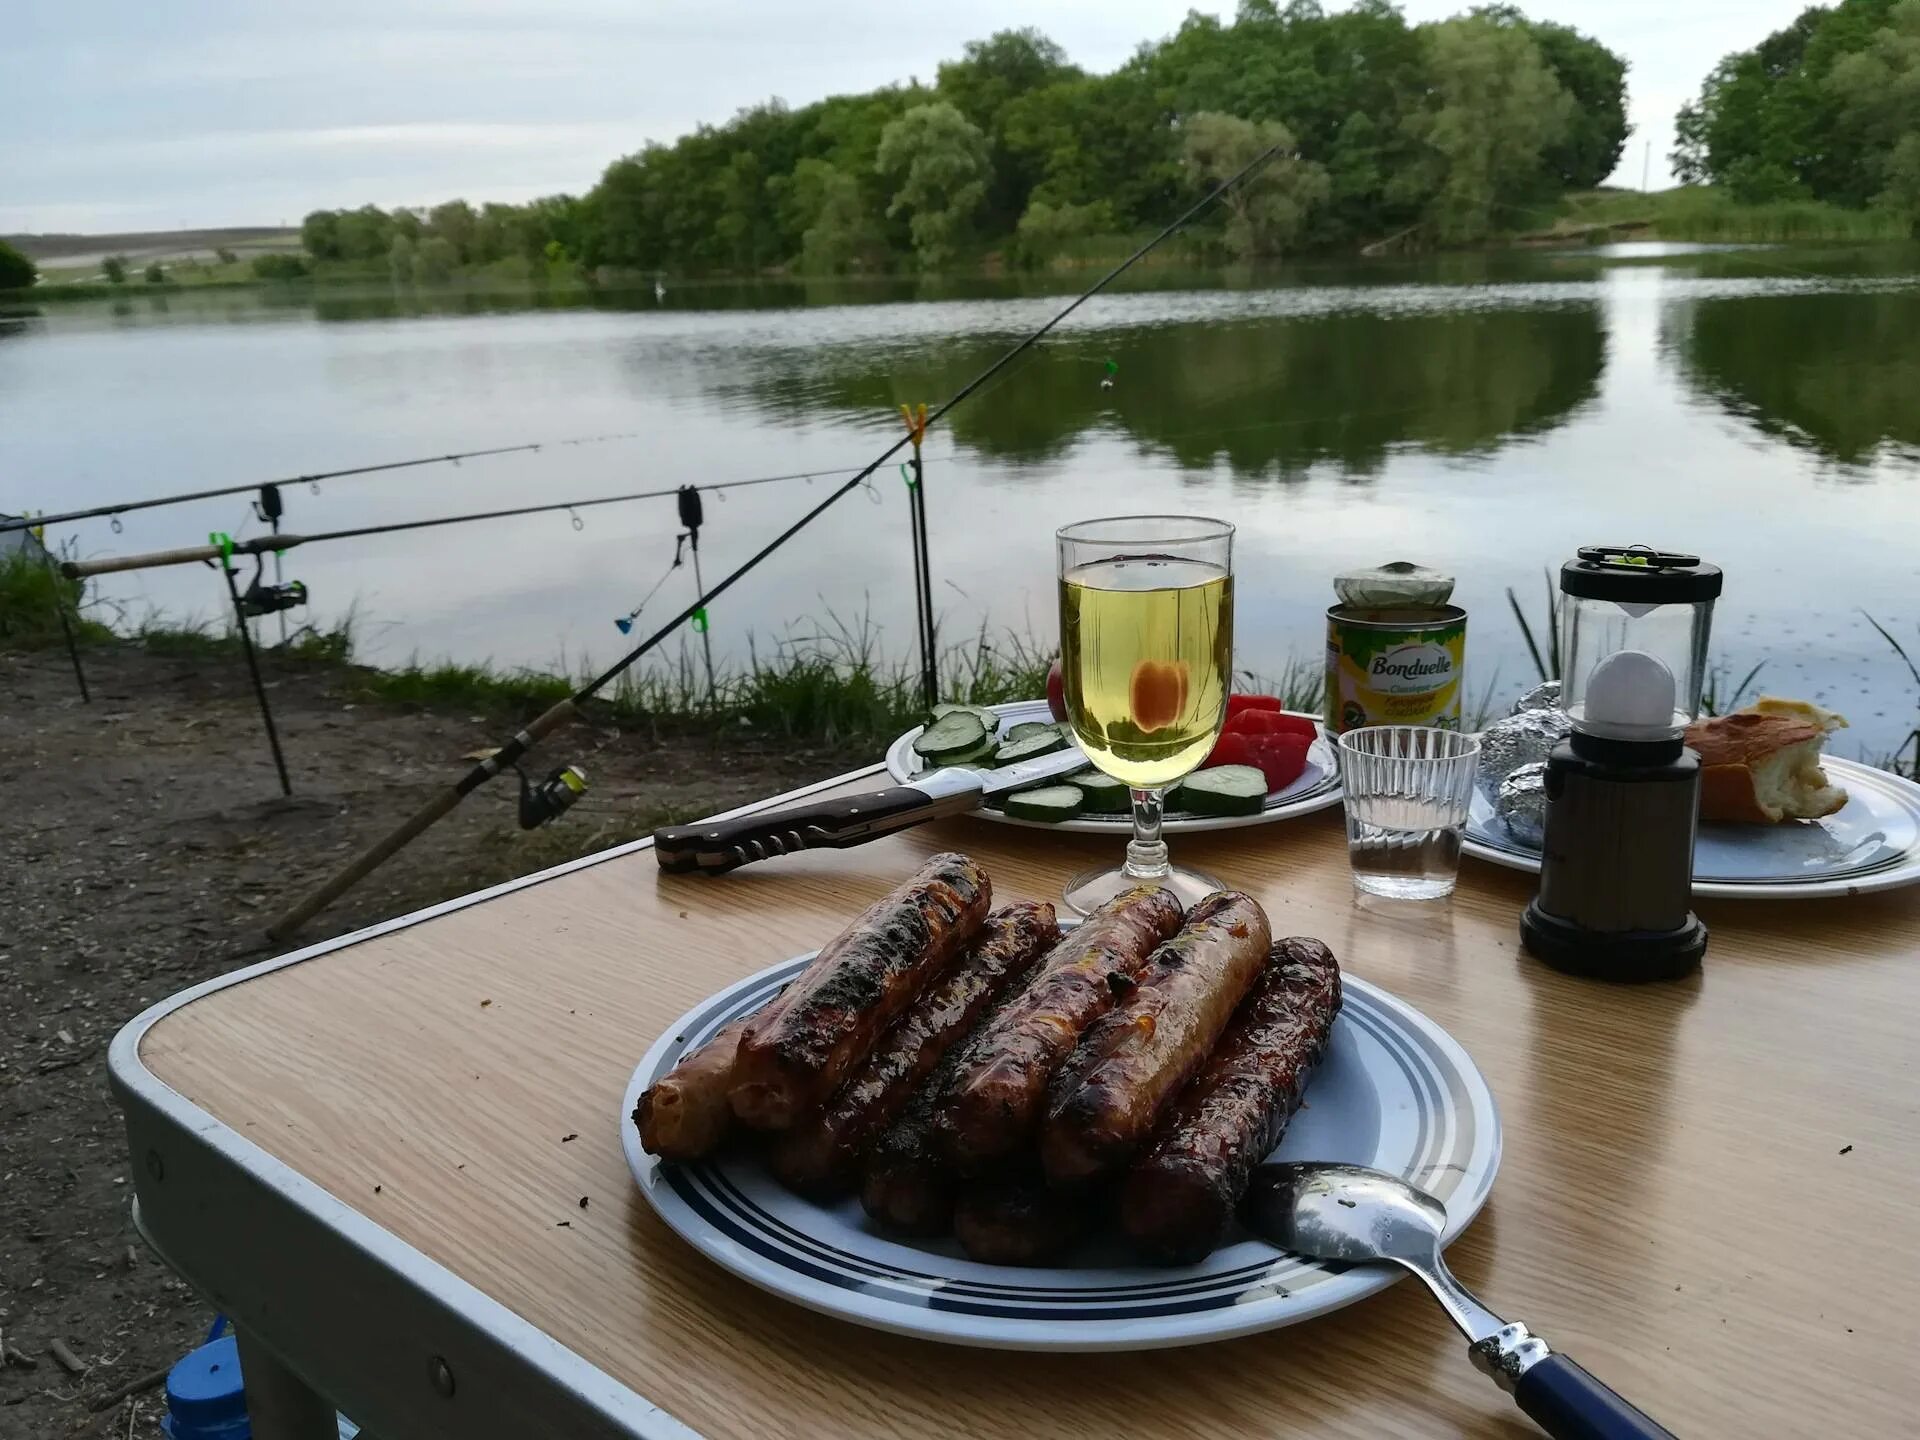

{"left": 1325, "top": 563, "right": 1466, "bottom": 736}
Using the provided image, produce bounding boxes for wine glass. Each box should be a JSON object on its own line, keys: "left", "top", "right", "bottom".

{"left": 1056, "top": 515, "right": 1234, "bottom": 914}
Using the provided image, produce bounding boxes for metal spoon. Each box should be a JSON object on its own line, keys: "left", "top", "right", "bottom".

{"left": 1243, "top": 1163, "right": 1675, "bottom": 1440}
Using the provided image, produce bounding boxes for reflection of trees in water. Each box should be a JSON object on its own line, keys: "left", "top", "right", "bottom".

{"left": 1672, "top": 291, "right": 1920, "bottom": 468}
{"left": 724, "top": 306, "right": 1606, "bottom": 479}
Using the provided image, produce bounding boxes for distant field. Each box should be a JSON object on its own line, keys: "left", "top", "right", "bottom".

{"left": 6, "top": 227, "right": 302, "bottom": 274}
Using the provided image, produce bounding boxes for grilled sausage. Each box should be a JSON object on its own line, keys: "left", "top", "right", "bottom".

{"left": 1120, "top": 937, "right": 1342, "bottom": 1265}
{"left": 1042, "top": 891, "right": 1271, "bottom": 1187}
{"left": 634, "top": 1015, "right": 755, "bottom": 1161}
{"left": 770, "top": 902, "right": 1058, "bottom": 1194}
{"left": 861, "top": 1078, "right": 959, "bottom": 1236}
{"left": 953, "top": 1174, "right": 1081, "bottom": 1266}
{"left": 731, "top": 853, "right": 991, "bottom": 1130}
{"left": 934, "top": 884, "right": 1182, "bottom": 1171}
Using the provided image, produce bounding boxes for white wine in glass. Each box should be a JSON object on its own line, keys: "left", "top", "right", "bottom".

{"left": 1056, "top": 516, "right": 1234, "bottom": 913}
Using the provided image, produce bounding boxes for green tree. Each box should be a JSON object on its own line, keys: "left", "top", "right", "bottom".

{"left": 1180, "top": 113, "right": 1330, "bottom": 257}
{"left": 1671, "top": 0, "right": 1905, "bottom": 206}
{"left": 416, "top": 236, "right": 458, "bottom": 284}
{"left": 937, "top": 28, "right": 1081, "bottom": 232}
{"left": 1508, "top": 10, "right": 1631, "bottom": 188}
{"left": 300, "top": 210, "right": 341, "bottom": 261}
{"left": 0, "top": 238, "right": 36, "bottom": 290}
{"left": 250, "top": 254, "right": 309, "bottom": 281}
{"left": 388, "top": 234, "right": 417, "bottom": 284}
{"left": 876, "top": 102, "right": 992, "bottom": 268}
{"left": 1402, "top": 13, "right": 1574, "bottom": 242}
{"left": 102, "top": 255, "right": 127, "bottom": 284}
{"left": 1012, "top": 197, "right": 1116, "bottom": 266}
{"left": 214, "top": 246, "right": 238, "bottom": 265}
{"left": 1828, "top": 0, "right": 1920, "bottom": 223}
{"left": 787, "top": 158, "right": 882, "bottom": 273}
{"left": 143, "top": 261, "right": 166, "bottom": 284}
{"left": 427, "top": 201, "right": 478, "bottom": 263}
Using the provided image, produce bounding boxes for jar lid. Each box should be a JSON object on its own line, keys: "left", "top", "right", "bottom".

{"left": 1561, "top": 546, "right": 1722, "bottom": 603}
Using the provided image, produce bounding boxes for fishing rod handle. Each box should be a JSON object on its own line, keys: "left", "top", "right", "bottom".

{"left": 64, "top": 543, "right": 224, "bottom": 578}
{"left": 654, "top": 781, "right": 975, "bottom": 875}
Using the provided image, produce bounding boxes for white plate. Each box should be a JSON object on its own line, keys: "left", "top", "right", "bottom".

{"left": 1462, "top": 754, "right": 1920, "bottom": 899}
{"left": 621, "top": 953, "right": 1501, "bottom": 1351}
{"left": 883, "top": 700, "right": 1344, "bottom": 834}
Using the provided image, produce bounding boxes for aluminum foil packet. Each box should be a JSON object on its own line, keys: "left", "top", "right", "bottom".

{"left": 1476, "top": 707, "right": 1571, "bottom": 799}
{"left": 1496, "top": 762, "right": 1550, "bottom": 849}
{"left": 1510, "top": 679, "right": 1562, "bottom": 716}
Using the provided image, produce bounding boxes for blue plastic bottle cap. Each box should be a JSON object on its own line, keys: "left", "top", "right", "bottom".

{"left": 163, "top": 1335, "right": 250, "bottom": 1439}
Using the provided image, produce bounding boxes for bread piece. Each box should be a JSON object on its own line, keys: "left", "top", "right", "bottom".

{"left": 1684, "top": 709, "right": 1848, "bottom": 824}
{"left": 1744, "top": 696, "right": 1849, "bottom": 734}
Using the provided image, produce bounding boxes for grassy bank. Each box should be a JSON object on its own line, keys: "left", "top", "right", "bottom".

{"left": 1528, "top": 186, "right": 1913, "bottom": 245}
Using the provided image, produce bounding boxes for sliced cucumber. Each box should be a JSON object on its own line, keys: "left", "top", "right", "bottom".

{"left": 1074, "top": 771, "right": 1131, "bottom": 813}
{"left": 932, "top": 702, "right": 1001, "bottom": 733}
{"left": 913, "top": 711, "right": 988, "bottom": 761}
{"left": 1003, "top": 784, "right": 1085, "bottom": 822}
{"left": 993, "top": 729, "right": 1067, "bottom": 765}
{"left": 941, "top": 735, "right": 1001, "bottom": 769}
{"left": 1171, "top": 765, "right": 1269, "bottom": 817}
{"left": 1003, "top": 720, "right": 1058, "bottom": 743}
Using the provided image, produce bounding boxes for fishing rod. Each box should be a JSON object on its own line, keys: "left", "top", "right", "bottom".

{"left": 264, "top": 141, "right": 1288, "bottom": 941}
{"left": 58, "top": 464, "right": 879, "bottom": 579}
{"left": 0, "top": 429, "right": 665, "bottom": 537}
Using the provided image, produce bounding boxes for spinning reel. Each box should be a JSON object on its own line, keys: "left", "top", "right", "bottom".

{"left": 516, "top": 762, "right": 588, "bottom": 829}
{"left": 238, "top": 553, "right": 309, "bottom": 617}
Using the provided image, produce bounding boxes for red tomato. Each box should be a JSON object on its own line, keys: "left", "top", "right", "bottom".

{"left": 1225, "top": 709, "right": 1319, "bottom": 741}
{"left": 1046, "top": 659, "right": 1067, "bottom": 722}
{"left": 1130, "top": 659, "right": 1189, "bottom": 734}
{"left": 1206, "top": 730, "right": 1311, "bottom": 791}
{"left": 1225, "top": 694, "right": 1282, "bottom": 719}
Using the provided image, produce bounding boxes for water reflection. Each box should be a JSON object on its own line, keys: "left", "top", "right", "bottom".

{"left": 715, "top": 305, "right": 1606, "bottom": 479}
{"left": 1669, "top": 289, "right": 1920, "bottom": 469}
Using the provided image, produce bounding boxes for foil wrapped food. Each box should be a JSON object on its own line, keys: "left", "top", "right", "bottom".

{"left": 1510, "top": 679, "right": 1562, "bottom": 716}
{"left": 1476, "top": 707, "right": 1571, "bottom": 799}
{"left": 1496, "top": 762, "right": 1550, "bottom": 849}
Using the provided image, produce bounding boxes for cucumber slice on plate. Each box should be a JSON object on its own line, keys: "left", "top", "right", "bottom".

{"left": 993, "top": 729, "right": 1067, "bottom": 765}
{"left": 913, "top": 711, "right": 988, "bottom": 762}
{"left": 932, "top": 702, "right": 1001, "bottom": 733}
{"left": 1074, "top": 771, "right": 1131, "bottom": 813}
{"left": 1171, "top": 765, "right": 1269, "bottom": 817}
{"left": 1003, "top": 720, "right": 1058, "bottom": 743}
{"left": 1003, "top": 784, "right": 1085, "bottom": 822}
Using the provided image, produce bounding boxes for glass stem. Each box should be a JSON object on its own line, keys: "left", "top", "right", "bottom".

{"left": 1125, "top": 786, "right": 1171, "bottom": 880}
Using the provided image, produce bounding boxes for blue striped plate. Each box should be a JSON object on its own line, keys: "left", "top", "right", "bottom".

{"left": 622, "top": 953, "right": 1500, "bottom": 1351}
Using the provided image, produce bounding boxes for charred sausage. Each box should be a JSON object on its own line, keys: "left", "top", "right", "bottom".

{"left": 1120, "top": 937, "right": 1342, "bottom": 1265}
{"left": 860, "top": 1079, "right": 959, "bottom": 1236}
{"left": 953, "top": 1174, "right": 1082, "bottom": 1267}
{"left": 730, "top": 853, "right": 990, "bottom": 1130}
{"left": 1042, "top": 891, "right": 1271, "bottom": 1186}
{"left": 770, "top": 902, "right": 1058, "bottom": 1194}
{"left": 934, "top": 884, "right": 1182, "bottom": 1171}
{"left": 634, "top": 1015, "right": 756, "bottom": 1161}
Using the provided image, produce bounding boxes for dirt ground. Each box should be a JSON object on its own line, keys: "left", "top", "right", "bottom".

{"left": 0, "top": 642, "right": 869, "bottom": 1438}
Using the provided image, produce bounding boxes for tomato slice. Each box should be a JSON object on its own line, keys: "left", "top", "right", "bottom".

{"left": 1225, "top": 694, "right": 1282, "bottom": 719}
{"left": 1224, "top": 709, "right": 1319, "bottom": 741}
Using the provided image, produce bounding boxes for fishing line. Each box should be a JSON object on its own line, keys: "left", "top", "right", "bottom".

{"left": 264, "top": 139, "right": 1292, "bottom": 940}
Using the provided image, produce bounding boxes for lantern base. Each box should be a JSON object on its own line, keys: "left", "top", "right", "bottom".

{"left": 1520, "top": 901, "right": 1707, "bottom": 982}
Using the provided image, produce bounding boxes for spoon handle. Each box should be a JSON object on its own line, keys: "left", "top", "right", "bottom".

{"left": 1512, "top": 1354, "right": 1675, "bottom": 1440}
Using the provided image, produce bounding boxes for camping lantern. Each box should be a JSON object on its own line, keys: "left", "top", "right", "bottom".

{"left": 1521, "top": 546, "right": 1723, "bottom": 982}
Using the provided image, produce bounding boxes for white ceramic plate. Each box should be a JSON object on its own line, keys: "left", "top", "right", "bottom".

{"left": 883, "top": 700, "right": 1343, "bottom": 834}
{"left": 622, "top": 953, "right": 1501, "bottom": 1351}
{"left": 1462, "top": 754, "right": 1920, "bottom": 899}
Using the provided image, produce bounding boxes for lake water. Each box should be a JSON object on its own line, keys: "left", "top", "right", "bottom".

{"left": 4, "top": 244, "right": 1918, "bottom": 761}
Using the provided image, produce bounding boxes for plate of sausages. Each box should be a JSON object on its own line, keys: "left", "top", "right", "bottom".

{"left": 624, "top": 854, "right": 1500, "bottom": 1350}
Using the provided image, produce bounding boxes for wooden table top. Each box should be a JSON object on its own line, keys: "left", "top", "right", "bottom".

{"left": 141, "top": 768, "right": 1920, "bottom": 1438}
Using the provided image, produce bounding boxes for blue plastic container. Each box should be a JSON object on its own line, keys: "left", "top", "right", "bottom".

{"left": 160, "top": 1335, "right": 249, "bottom": 1440}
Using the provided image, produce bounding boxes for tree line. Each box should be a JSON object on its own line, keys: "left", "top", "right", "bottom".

{"left": 293, "top": 2, "right": 1629, "bottom": 277}
{"left": 1674, "top": 0, "right": 1919, "bottom": 228}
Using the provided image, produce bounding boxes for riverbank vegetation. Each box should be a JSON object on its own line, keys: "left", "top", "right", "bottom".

{"left": 1674, "top": 0, "right": 1920, "bottom": 231}
{"left": 274, "top": 4, "right": 1640, "bottom": 277}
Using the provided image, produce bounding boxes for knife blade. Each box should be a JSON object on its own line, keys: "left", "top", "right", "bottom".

{"left": 653, "top": 745, "right": 1090, "bottom": 875}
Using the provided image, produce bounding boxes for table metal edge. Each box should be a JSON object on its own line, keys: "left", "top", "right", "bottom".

{"left": 107, "top": 762, "right": 886, "bottom": 1440}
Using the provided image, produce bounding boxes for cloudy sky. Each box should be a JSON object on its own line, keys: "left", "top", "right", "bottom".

{"left": 3, "top": 0, "right": 1811, "bottom": 236}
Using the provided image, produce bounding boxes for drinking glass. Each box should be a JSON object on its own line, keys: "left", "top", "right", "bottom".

{"left": 1056, "top": 515, "right": 1234, "bottom": 914}
{"left": 1337, "top": 726, "right": 1480, "bottom": 900}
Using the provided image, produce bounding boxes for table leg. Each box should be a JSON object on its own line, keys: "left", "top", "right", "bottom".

{"left": 235, "top": 1328, "right": 337, "bottom": 1440}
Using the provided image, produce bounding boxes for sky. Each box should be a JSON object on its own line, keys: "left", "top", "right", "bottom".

{"left": 1, "top": 0, "right": 1816, "bottom": 236}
